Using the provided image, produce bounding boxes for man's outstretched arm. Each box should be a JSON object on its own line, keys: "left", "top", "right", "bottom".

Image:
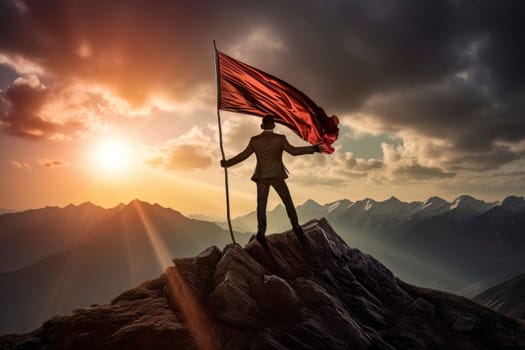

{"left": 282, "top": 136, "right": 322, "bottom": 156}
{"left": 221, "top": 142, "right": 254, "bottom": 168}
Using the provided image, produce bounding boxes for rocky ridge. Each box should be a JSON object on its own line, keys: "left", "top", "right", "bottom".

{"left": 474, "top": 273, "right": 525, "bottom": 320}
{"left": 2, "top": 219, "right": 524, "bottom": 350}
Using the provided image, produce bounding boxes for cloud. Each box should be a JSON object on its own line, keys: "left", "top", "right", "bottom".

{"left": 379, "top": 141, "right": 457, "bottom": 181}
{"left": 38, "top": 158, "right": 66, "bottom": 168}
{"left": 6, "top": 0, "right": 27, "bottom": 14}
{"left": 220, "top": 116, "right": 261, "bottom": 152}
{"left": 444, "top": 145, "right": 519, "bottom": 171}
{"left": 344, "top": 152, "right": 383, "bottom": 172}
{"left": 10, "top": 160, "right": 30, "bottom": 169}
{"left": 392, "top": 163, "right": 455, "bottom": 180}
{"left": 0, "top": 73, "right": 173, "bottom": 140}
{"left": 286, "top": 143, "right": 384, "bottom": 187}
{"left": 0, "top": 53, "right": 44, "bottom": 75}
{"left": 143, "top": 126, "right": 216, "bottom": 171}
{"left": 0, "top": 0, "right": 523, "bottom": 181}
{"left": 1, "top": 0, "right": 519, "bottom": 110}
{"left": 166, "top": 144, "right": 212, "bottom": 170}
{"left": 0, "top": 78, "right": 85, "bottom": 139}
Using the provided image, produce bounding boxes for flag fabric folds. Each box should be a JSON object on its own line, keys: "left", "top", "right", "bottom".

{"left": 216, "top": 50, "right": 339, "bottom": 153}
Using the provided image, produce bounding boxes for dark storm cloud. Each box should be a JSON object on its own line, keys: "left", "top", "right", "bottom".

{"left": 393, "top": 163, "right": 455, "bottom": 180}
{"left": 0, "top": 0, "right": 524, "bottom": 170}
{"left": 445, "top": 145, "right": 520, "bottom": 171}
{"left": 361, "top": 78, "right": 525, "bottom": 150}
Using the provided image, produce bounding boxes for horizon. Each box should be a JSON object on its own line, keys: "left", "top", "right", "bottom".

{"left": 4, "top": 193, "right": 523, "bottom": 220}
{"left": 1, "top": 1, "right": 524, "bottom": 215}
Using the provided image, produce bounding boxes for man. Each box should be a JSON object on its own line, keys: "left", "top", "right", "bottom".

{"left": 220, "top": 115, "right": 322, "bottom": 245}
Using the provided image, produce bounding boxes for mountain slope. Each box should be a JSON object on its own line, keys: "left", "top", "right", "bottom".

{"left": 474, "top": 273, "right": 525, "bottom": 320}
{"left": 0, "top": 202, "right": 113, "bottom": 273}
{"left": 319, "top": 195, "right": 524, "bottom": 295}
{"left": 1, "top": 219, "right": 524, "bottom": 349}
{"left": 0, "top": 200, "right": 240, "bottom": 334}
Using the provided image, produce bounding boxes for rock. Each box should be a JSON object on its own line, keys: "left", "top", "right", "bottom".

{"left": 11, "top": 276, "right": 195, "bottom": 350}
{"left": 414, "top": 297, "right": 435, "bottom": 316}
{"left": 452, "top": 313, "right": 480, "bottom": 332}
{"left": 171, "top": 245, "right": 222, "bottom": 298}
{"left": 209, "top": 270, "right": 263, "bottom": 328}
{"left": 259, "top": 274, "right": 301, "bottom": 313}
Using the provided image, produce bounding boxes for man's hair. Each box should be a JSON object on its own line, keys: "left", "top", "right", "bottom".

{"left": 261, "top": 115, "right": 275, "bottom": 129}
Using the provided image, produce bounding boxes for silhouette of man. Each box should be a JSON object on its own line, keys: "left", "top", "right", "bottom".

{"left": 221, "top": 115, "right": 322, "bottom": 245}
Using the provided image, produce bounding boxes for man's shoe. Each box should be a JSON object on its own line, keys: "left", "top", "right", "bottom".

{"left": 293, "top": 225, "right": 307, "bottom": 243}
{"left": 256, "top": 232, "right": 267, "bottom": 246}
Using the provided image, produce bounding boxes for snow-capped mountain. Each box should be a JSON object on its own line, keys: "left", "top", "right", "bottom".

{"left": 227, "top": 198, "right": 354, "bottom": 233}
{"left": 447, "top": 195, "right": 498, "bottom": 224}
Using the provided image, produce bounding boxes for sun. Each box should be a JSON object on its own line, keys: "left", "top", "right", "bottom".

{"left": 92, "top": 138, "right": 131, "bottom": 175}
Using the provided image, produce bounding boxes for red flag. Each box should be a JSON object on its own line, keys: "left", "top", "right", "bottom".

{"left": 217, "top": 50, "right": 339, "bottom": 153}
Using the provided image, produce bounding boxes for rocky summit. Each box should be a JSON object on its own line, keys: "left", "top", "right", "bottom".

{"left": 1, "top": 219, "right": 524, "bottom": 350}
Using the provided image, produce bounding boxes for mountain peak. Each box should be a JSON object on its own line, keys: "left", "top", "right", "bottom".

{"left": 270, "top": 203, "right": 285, "bottom": 212}
{"left": 120, "top": 199, "right": 185, "bottom": 219}
{"left": 501, "top": 195, "right": 525, "bottom": 212}
{"left": 127, "top": 198, "right": 149, "bottom": 206}
{"left": 423, "top": 196, "right": 449, "bottom": 206}
{"left": 3, "top": 219, "right": 523, "bottom": 349}
{"left": 383, "top": 196, "right": 401, "bottom": 204}
{"left": 300, "top": 199, "right": 321, "bottom": 207}
{"left": 451, "top": 194, "right": 476, "bottom": 205}
{"left": 326, "top": 199, "right": 353, "bottom": 214}
{"left": 450, "top": 195, "right": 495, "bottom": 212}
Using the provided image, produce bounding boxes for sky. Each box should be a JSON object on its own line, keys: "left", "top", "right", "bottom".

{"left": 1, "top": 0, "right": 524, "bottom": 217}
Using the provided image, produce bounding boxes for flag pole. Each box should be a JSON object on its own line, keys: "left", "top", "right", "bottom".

{"left": 214, "top": 40, "right": 236, "bottom": 245}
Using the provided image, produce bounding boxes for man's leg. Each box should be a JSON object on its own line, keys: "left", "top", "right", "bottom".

{"left": 271, "top": 178, "right": 306, "bottom": 242}
{"left": 271, "top": 178, "right": 299, "bottom": 228}
{"left": 256, "top": 180, "right": 271, "bottom": 236}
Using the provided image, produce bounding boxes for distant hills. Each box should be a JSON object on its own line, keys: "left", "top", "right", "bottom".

{"left": 0, "top": 202, "right": 118, "bottom": 273}
{"left": 0, "top": 200, "right": 242, "bottom": 334}
{"left": 0, "top": 208, "right": 16, "bottom": 216}
{"left": 224, "top": 195, "right": 525, "bottom": 296}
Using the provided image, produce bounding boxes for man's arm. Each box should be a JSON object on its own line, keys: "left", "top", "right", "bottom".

{"left": 282, "top": 135, "right": 321, "bottom": 155}
{"left": 221, "top": 141, "right": 254, "bottom": 167}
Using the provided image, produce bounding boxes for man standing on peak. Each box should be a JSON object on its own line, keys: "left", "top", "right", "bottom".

{"left": 220, "top": 115, "right": 323, "bottom": 245}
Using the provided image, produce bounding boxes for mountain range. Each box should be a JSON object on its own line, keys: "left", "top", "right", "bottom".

{"left": 224, "top": 195, "right": 525, "bottom": 295}
{"left": 0, "top": 200, "right": 244, "bottom": 334}
{"left": 0, "top": 209, "right": 16, "bottom": 216}
{"left": 1, "top": 220, "right": 524, "bottom": 349}
{"left": 1, "top": 195, "right": 524, "bottom": 335}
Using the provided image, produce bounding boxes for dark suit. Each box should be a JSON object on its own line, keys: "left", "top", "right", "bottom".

{"left": 225, "top": 131, "right": 316, "bottom": 234}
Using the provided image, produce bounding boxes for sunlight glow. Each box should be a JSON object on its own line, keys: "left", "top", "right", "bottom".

{"left": 132, "top": 201, "right": 172, "bottom": 268}
{"left": 92, "top": 138, "right": 132, "bottom": 175}
{"left": 166, "top": 266, "right": 219, "bottom": 350}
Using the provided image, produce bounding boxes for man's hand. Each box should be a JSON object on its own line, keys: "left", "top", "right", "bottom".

{"left": 220, "top": 159, "right": 227, "bottom": 168}
{"left": 314, "top": 144, "right": 324, "bottom": 153}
